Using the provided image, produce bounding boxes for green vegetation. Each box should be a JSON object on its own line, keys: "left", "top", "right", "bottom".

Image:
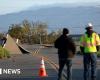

{"left": 8, "top": 20, "right": 61, "bottom": 44}
{"left": 0, "top": 33, "right": 3, "bottom": 39}
{"left": 0, "top": 46, "right": 10, "bottom": 59}
{"left": 97, "top": 51, "right": 100, "bottom": 57}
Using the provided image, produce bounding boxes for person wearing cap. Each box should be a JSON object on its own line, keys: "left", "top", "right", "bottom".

{"left": 80, "top": 23, "right": 100, "bottom": 80}
{"left": 54, "top": 28, "right": 76, "bottom": 80}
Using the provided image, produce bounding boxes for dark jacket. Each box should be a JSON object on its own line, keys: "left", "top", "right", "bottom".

{"left": 54, "top": 35, "right": 76, "bottom": 59}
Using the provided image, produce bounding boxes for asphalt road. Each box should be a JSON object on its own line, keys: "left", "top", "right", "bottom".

{"left": 40, "top": 47, "right": 100, "bottom": 80}
{"left": 0, "top": 45, "right": 100, "bottom": 80}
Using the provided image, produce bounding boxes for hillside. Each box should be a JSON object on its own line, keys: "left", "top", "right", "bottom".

{"left": 0, "top": 6, "right": 100, "bottom": 34}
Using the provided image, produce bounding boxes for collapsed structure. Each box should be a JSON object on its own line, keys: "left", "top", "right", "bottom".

{"left": 3, "top": 34, "right": 30, "bottom": 54}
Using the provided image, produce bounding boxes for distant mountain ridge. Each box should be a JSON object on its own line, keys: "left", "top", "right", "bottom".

{"left": 0, "top": 6, "right": 100, "bottom": 34}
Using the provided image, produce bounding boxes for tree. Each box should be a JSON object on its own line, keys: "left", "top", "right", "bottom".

{"left": 22, "top": 20, "right": 32, "bottom": 44}
{"left": 31, "top": 22, "right": 48, "bottom": 44}
{"left": 7, "top": 20, "right": 62, "bottom": 44}
{"left": 0, "top": 33, "right": 3, "bottom": 39}
{"left": 8, "top": 24, "right": 23, "bottom": 39}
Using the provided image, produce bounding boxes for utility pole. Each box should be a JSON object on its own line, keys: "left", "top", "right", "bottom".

{"left": 39, "top": 34, "right": 42, "bottom": 45}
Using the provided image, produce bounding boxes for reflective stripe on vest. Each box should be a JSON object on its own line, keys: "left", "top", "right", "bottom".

{"left": 80, "top": 32, "right": 100, "bottom": 53}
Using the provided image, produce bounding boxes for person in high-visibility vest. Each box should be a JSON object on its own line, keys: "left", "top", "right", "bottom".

{"left": 80, "top": 23, "right": 100, "bottom": 80}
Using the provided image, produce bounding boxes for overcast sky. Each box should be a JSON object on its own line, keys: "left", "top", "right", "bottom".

{"left": 0, "top": 0, "right": 100, "bottom": 15}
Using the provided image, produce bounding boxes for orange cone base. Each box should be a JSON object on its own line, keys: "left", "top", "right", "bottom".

{"left": 39, "top": 68, "right": 48, "bottom": 77}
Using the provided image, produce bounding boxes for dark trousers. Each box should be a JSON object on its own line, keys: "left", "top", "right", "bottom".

{"left": 58, "top": 58, "right": 72, "bottom": 80}
{"left": 83, "top": 53, "right": 97, "bottom": 80}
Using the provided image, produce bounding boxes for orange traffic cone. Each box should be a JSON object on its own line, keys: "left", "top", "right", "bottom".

{"left": 39, "top": 57, "right": 47, "bottom": 77}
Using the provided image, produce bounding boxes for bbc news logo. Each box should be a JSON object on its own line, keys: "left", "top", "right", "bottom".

{"left": 0, "top": 68, "right": 21, "bottom": 75}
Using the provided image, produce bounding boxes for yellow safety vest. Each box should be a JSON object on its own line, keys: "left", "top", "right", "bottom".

{"left": 80, "top": 32, "right": 100, "bottom": 53}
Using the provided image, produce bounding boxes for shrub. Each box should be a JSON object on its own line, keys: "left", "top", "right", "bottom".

{"left": 97, "top": 51, "right": 100, "bottom": 57}
{"left": 0, "top": 46, "right": 10, "bottom": 59}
